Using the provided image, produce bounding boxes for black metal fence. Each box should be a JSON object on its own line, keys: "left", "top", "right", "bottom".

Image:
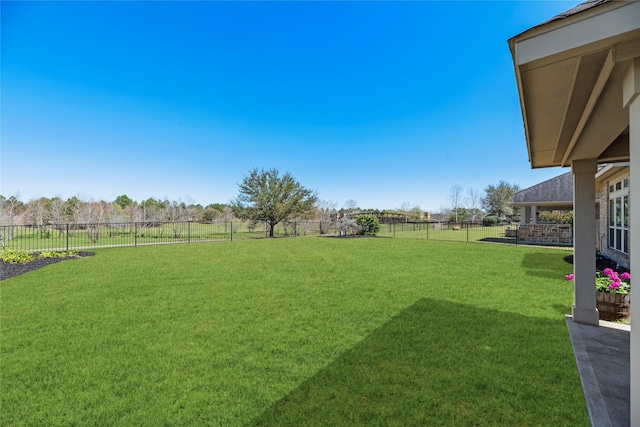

{"left": 377, "top": 221, "right": 516, "bottom": 243}
{"left": 0, "top": 221, "right": 328, "bottom": 253}
{"left": 377, "top": 221, "right": 573, "bottom": 248}
{"left": 0, "top": 220, "right": 573, "bottom": 253}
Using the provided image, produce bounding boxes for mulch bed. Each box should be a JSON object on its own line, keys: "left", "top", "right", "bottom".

{"left": 1, "top": 252, "right": 94, "bottom": 281}
{"left": 563, "top": 254, "right": 630, "bottom": 274}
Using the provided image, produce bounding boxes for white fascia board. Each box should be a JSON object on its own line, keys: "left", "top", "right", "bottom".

{"left": 595, "top": 162, "right": 631, "bottom": 181}
{"left": 515, "top": 1, "right": 640, "bottom": 66}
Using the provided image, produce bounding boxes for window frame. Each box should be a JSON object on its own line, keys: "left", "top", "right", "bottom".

{"left": 608, "top": 177, "right": 629, "bottom": 254}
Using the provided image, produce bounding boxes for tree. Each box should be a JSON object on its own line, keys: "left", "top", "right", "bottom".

{"left": 449, "top": 185, "right": 464, "bottom": 222}
{"left": 354, "top": 214, "right": 381, "bottom": 235}
{"left": 114, "top": 194, "right": 134, "bottom": 210}
{"left": 343, "top": 199, "right": 359, "bottom": 217}
{"left": 465, "top": 187, "right": 484, "bottom": 222}
{"left": 315, "top": 199, "right": 337, "bottom": 235}
{"left": 25, "top": 197, "right": 50, "bottom": 227}
{"left": 234, "top": 168, "right": 318, "bottom": 238}
{"left": 0, "top": 195, "right": 25, "bottom": 225}
{"left": 482, "top": 181, "right": 520, "bottom": 219}
{"left": 399, "top": 202, "right": 412, "bottom": 222}
{"left": 408, "top": 206, "right": 424, "bottom": 222}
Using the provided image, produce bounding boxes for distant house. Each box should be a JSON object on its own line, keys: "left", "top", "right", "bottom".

{"left": 512, "top": 172, "right": 573, "bottom": 245}
{"left": 511, "top": 167, "right": 631, "bottom": 268}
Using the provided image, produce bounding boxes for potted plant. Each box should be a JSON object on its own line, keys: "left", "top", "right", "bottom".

{"left": 565, "top": 269, "right": 631, "bottom": 320}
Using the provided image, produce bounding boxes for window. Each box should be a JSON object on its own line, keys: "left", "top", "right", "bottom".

{"left": 608, "top": 177, "right": 629, "bottom": 254}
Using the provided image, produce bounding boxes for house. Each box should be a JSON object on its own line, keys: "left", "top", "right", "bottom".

{"left": 512, "top": 172, "right": 573, "bottom": 245}
{"left": 508, "top": 0, "right": 639, "bottom": 425}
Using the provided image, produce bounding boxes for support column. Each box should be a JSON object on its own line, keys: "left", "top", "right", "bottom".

{"left": 531, "top": 206, "right": 538, "bottom": 224}
{"left": 572, "top": 159, "right": 599, "bottom": 325}
{"left": 623, "top": 57, "right": 640, "bottom": 427}
{"left": 521, "top": 206, "right": 530, "bottom": 225}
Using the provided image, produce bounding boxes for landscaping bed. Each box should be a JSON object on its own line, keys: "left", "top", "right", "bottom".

{"left": 1, "top": 252, "right": 93, "bottom": 281}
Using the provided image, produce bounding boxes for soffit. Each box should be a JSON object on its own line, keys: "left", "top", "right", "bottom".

{"left": 510, "top": 1, "right": 640, "bottom": 169}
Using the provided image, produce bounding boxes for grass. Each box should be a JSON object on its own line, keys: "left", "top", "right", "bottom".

{"left": 0, "top": 222, "right": 271, "bottom": 252}
{"left": 377, "top": 222, "right": 518, "bottom": 243}
{"left": 1, "top": 238, "right": 588, "bottom": 426}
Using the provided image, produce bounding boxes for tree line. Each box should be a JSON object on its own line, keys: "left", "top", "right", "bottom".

{"left": 444, "top": 181, "right": 521, "bottom": 223}
{"left": 1, "top": 168, "right": 522, "bottom": 235}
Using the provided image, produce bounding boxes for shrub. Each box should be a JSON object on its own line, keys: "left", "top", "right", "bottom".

{"left": 38, "top": 251, "right": 78, "bottom": 259}
{"left": 1, "top": 249, "right": 34, "bottom": 264}
{"left": 354, "top": 215, "right": 381, "bottom": 236}
{"left": 337, "top": 217, "right": 358, "bottom": 236}
{"left": 482, "top": 216, "right": 500, "bottom": 226}
{"left": 538, "top": 210, "right": 573, "bottom": 224}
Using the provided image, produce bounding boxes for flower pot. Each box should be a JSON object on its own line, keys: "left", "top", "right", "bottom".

{"left": 596, "top": 291, "right": 631, "bottom": 321}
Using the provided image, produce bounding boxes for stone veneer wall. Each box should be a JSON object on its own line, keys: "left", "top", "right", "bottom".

{"left": 598, "top": 181, "right": 608, "bottom": 253}
{"left": 517, "top": 224, "right": 573, "bottom": 245}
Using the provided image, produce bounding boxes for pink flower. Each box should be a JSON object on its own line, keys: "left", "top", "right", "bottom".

{"left": 603, "top": 268, "right": 614, "bottom": 276}
{"left": 621, "top": 272, "right": 631, "bottom": 280}
{"left": 565, "top": 274, "right": 575, "bottom": 281}
{"left": 609, "top": 282, "right": 620, "bottom": 290}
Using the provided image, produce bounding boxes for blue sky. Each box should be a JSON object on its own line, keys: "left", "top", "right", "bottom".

{"left": 2, "top": 1, "right": 578, "bottom": 211}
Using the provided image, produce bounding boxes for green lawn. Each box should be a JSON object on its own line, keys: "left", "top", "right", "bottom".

{"left": 1, "top": 238, "right": 588, "bottom": 426}
{"left": 377, "top": 222, "right": 518, "bottom": 243}
{"left": 0, "top": 222, "right": 269, "bottom": 252}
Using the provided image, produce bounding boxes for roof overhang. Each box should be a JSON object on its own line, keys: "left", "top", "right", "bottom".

{"left": 509, "top": 0, "right": 640, "bottom": 169}
{"left": 595, "top": 162, "right": 631, "bottom": 182}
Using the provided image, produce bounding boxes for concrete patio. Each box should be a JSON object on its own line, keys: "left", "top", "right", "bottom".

{"left": 566, "top": 317, "right": 630, "bottom": 427}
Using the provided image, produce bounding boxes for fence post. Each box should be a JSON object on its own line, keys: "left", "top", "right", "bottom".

{"left": 230, "top": 221, "right": 233, "bottom": 241}
{"left": 66, "top": 224, "right": 69, "bottom": 252}
{"left": 426, "top": 222, "right": 429, "bottom": 240}
{"left": 188, "top": 221, "right": 191, "bottom": 244}
{"left": 467, "top": 221, "right": 470, "bottom": 242}
{"left": 135, "top": 222, "right": 138, "bottom": 247}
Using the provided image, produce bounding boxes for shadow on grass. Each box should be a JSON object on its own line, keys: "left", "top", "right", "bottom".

{"left": 251, "top": 298, "right": 587, "bottom": 426}
{"left": 478, "top": 237, "right": 516, "bottom": 245}
{"left": 521, "top": 251, "right": 571, "bottom": 280}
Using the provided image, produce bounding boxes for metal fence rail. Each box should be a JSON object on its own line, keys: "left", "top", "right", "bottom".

{"left": 377, "top": 221, "right": 520, "bottom": 244}
{"left": 0, "top": 221, "right": 329, "bottom": 253}
{"left": 378, "top": 221, "right": 573, "bottom": 248}
{"left": 0, "top": 220, "right": 573, "bottom": 253}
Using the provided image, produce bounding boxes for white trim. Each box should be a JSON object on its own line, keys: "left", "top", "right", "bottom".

{"left": 595, "top": 162, "right": 631, "bottom": 181}
{"left": 515, "top": 1, "right": 640, "bottom": 66}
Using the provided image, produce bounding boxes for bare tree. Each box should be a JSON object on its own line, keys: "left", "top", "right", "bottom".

{"left": 449, "top": 185, "right": 464, "bottom": 222}
{"left": 465, "top": 188, "right": 484, "bottom": 222}
{"left": 73, "top": 200, "right": 108, "bottom": 242}
{"left": 125, "top": 203, "right": 143, "bottom": 223}
{"left": 337, "top": 216, "right": 358, "bottom": 236}
{"left": 0, "top": 195, "right": 25, "bottom": 242}
{"left": 0, "top": 195, "right": 25, "bottom": 225}
{"left": 166, "top": 200, "right": 188, "bottom": 238}
{"left": 50, "top": 197, "right": 68, "bottom": 237}
{"left": 25, "top": 197, "right": 50, "bottom": 226}
{"left": 399, "top": 202, "right": 411, "bottom": 222}
{"left": 316, "top": 199, "right": 337, "bottom": 235}
{"left": 343, "top": 199, "right": 358, "bottom": 217}
{"left": 215, "top": 205, "right": 236, "bottom": 236}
